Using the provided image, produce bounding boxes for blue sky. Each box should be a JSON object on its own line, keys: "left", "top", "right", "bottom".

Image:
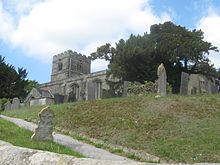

{"left": 0, "top": 0, "right": 220, "bottom": 83}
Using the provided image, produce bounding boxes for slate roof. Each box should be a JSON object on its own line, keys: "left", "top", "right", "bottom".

{"left": 38, "top": 89, "right": 54, "bottom": 98}
{"left": 24, "top": 88, "right": 54, "bottom": 104}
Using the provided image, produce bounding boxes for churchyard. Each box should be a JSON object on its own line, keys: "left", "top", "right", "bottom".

{"left": 1, "top": 63, "right": 220, "bottom": 163}
{"left": 0, "top": 117, "right": 83, "bottom": 157}
{"left": 2, "top": 94, "right": 220, "bottom": 163}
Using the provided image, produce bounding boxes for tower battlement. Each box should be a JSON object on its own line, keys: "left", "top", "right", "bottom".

{"left": 51, "top": 50, "right": 91, "bottom": 82}
{"left": 53, "top": 50, "right": 90, "bottom": 63}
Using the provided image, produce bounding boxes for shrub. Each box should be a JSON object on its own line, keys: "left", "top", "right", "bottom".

{"left": 127, "top": 81, "right": 172, "bottom": 96}
{"left": 127, "top": 81, "right": 157, "bottom": 95}
{"left": 0, "top": 98, "right": 9, "bottom": 112}
{"left": 166, "top": 82, "right": 173, "bottom": 94}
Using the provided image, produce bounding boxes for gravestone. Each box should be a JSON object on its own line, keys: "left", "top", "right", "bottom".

{"left": 31, "top": 106, "right": 54, "bottom": 141}
{"left": 11, "top": 97, "right": 20, "bottom": 110}
{"left": 53, "top": 93, "right": 64, "bottom": 104}
{"left": 157, "top": 63, "right": 167, "bottom": 96}
{"left": 122, "top": 81, "right": 130, "bottom": 96}
{"left": 87, "top": 81, "right": 96, "bottom": 100}
{"left": 4, "top": 101, "right": 11, "bottom": 110}
{"left": 180, "top": 72, "right": 189, "bottom": 95}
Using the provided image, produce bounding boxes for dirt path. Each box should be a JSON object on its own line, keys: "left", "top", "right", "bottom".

{"left": 0, "top": 115, "right": 132, "bottom": 161}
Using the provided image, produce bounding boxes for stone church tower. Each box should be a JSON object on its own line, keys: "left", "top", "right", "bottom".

{"left": 38, "top": 49, "right": 112, "bottom": 103}
{"left": 51, "top": 50, "right": 91, "bottom": 81}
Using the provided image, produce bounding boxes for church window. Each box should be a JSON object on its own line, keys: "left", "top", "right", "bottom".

{"left": 58, "top": 63, "right": 63, "bottom": 71}
{"left": 77, "top": 62, "right": 82, "bottom": 72}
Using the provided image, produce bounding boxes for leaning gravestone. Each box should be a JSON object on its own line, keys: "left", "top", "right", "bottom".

{"left": 156, "top": 63, "right": 167, "bottom": 97}
{"left": 180, "top": 72, "right": 189, "bottom": 95}
{"left": 4, "top": 101, "right": 11, "bottom": 110}
{"left": 31, "top": 106, "right": 54, "bottom": 141}
{"left": 11, "top": 97, "right": 20, "bottom": 110}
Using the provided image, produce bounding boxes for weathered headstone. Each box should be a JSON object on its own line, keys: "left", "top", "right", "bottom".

{"left": 156, "top": 63, "right": 167, "bottom": 97}
{"left": 11, "top": 97, "right": 20, "bottom": 110}
{"left": 122, "top": 81, "right": 130, "bottom": 96}
{"left": 53, "top": 93, "right": 64, "bottom": 104}
{"left": 180, "top": 72, "right": 189, "bottom": 95}
{"left": 31, "top": 106, "right": 54, "bottom": 141}
{"left": 87, "top": 81, "right": 96, "bottom": 100}
{"left": 4, "top": 101, "right": 11, "bottom": 110}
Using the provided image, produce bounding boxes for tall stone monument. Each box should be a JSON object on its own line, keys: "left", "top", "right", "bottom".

{"left": 31, "top": 106, "right": 54, "bottom": 141}
{"left": 180, "top": 72, "right": 189, "bottom": 95}
{"left": 157, "top": 63, "right": 167, "bottom": 97}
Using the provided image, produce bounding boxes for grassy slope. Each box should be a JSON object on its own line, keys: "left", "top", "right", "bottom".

{"left": 2, "top": 94, "right": 220, "bottom": 163}
{"left": 0, "top": 118, "right": 83, "bottom": 157}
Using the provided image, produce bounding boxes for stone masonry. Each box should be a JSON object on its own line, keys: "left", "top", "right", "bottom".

{"left": 51, "top": 50, "right": 91, "bottom": 82}
{"left": 39, "top": 50, "right": 114, "bottom": 102}
{"left": 31, "top": 106, "right": 54, "bottom": 141}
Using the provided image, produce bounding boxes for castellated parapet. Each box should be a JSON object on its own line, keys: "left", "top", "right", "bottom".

{"left": 51, "top": 50, "right": 91, "bottom": 82}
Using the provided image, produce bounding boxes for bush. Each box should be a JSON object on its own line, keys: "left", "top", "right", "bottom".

{"left": 0, "top": 98, "right": 9, "bottom": 112}
{"left": 127, "top": 81, "right": 157, "bottom": 95}
{"left": 127, "top": 81, "right": 172, "bottom": 96}
{"left": 166, "top": 82, "right": 173, "bottom": 94}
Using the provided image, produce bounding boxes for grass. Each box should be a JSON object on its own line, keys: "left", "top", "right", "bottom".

{"left": 2, "top": 94, "right": 220, "bottom": 163}
{"left": 0, "top": 118, "right": 83, "bottom": 157}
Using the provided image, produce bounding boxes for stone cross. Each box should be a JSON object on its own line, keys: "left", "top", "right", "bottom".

{"left": 157, "top": 63, "right": 167, "bottom": 97}
{"left": 31, "top": 106, "right": 54, "bottom": 141}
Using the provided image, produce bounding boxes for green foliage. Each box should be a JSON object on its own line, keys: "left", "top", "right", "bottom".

{"left": 0, "top": 118, "right": 83, "bottom": 157}
{"left": 25, "top": 80, "right": 39, "bottom": 94}
{"left": 166, "top": 82, "right": 173, "bottom": 94}
{"left": 0, "top": 98, "right": 8, "bottom": 111}
{"left": 0, "top": 55, "right": 35, "bottom": 100}
{"left": 149, "top": 22, "right": 218, "bottom": 92}
{"left": 90, "top": 21, "right": 219, "bottom": 93}
{"left": 105, "top": 79, "right": 124, "bottom": 97}
{"left": 127, "top": 81, "right": 173, "bottom": 95}
{"left": 127, "top": 81, "right": 157, "bottom": 95}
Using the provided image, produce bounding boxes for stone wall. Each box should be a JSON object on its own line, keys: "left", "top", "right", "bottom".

{"left": 39, "top": 70, "right": 112, "bottom": 101}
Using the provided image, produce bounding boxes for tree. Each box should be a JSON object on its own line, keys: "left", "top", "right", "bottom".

{"left": 0, "top": 55, "right": 32, "bottom": 100}
{"left": 149, "top": 22, "right": 218, "bottom": 92}
{"left": 25, "top": 80, "right": 39, "bottom": 94}
{"left": 91, "top": 34, "right": 157, "bottom": 83}
{"left": 90, "top": 21, "right": 218, "bottom": 93}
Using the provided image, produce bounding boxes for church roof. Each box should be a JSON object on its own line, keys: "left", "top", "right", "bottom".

{"left": 24, "top": 88, "right": 54, "bottom": 104}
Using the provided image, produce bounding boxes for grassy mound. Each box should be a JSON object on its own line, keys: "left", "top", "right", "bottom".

{"left": 2, "top": 94, "right": 220, "bottom": 163}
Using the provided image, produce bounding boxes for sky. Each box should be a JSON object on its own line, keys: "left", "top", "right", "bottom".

{"left": 0, "top": 0, "right": 220, "bottom": 83}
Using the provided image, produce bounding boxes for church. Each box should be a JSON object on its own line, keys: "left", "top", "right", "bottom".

{"left": 38, "top": 50, "right": 114, "bottom": 103}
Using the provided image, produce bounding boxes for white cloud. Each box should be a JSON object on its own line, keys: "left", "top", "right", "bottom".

{"left": 197, "top": 8, "right": 220, "bottom": 69}
{"left": 0, "top": 1, "right": 14, "bottom": 41}
{"left": 0, "top": 0, "right": 171, "bottom": 71}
